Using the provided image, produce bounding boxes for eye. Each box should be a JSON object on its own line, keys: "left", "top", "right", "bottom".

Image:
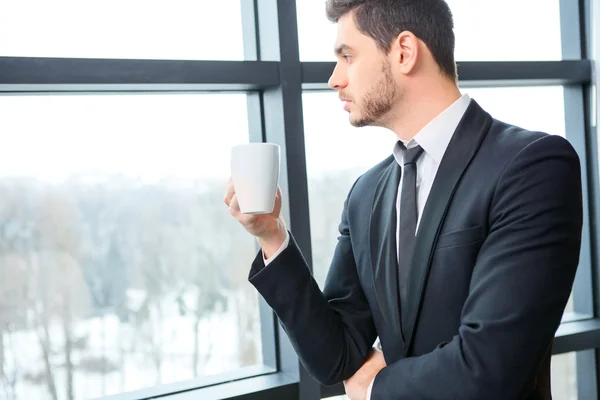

{"left": 343, "top": 54, "right": 352, "bottom": 63}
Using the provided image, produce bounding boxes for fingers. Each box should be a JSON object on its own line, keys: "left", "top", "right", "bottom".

{"left": 223, "top": 178, "right": 235, "bottom": 207}
{"left": 229, "top": 194, "right": 258, "bottom": 228}
{"left": 272, "top": 186, "right": 282, "bottom": 216}
{"left": 228, "top": 194, "right": 241, "bottom": 216}
{"left": 224, "top": 178, "right": 247, "bottom": 219}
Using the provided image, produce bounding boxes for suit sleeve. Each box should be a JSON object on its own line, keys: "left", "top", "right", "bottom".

{"left": 371, "top": 135, "right": 583, "bottom": 399}
{"left": 248, "top": 179, "right": 377, "bottom": 385}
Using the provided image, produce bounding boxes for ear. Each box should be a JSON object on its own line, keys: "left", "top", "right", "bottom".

{"left": 389, "top": 31, "right": 419, "bottom": 75}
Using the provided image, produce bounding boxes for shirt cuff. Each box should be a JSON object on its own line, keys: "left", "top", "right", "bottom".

{"left": 263, "top": 231, "right": 290, "bottom": 266}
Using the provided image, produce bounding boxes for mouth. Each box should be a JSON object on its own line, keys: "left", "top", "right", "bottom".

{"left": 341, "top": 99, "right": 352, "bottom": 110}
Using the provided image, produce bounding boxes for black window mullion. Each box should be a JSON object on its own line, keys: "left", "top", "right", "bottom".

{"left": 254, "top": 0, "right": 318, "bottom": 399}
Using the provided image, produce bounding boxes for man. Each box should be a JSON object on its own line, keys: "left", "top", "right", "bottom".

{"left": 224, "top": 0, "right": 583, "bottom": 398}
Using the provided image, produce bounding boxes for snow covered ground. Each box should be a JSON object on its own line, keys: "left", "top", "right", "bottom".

{"left": 1, "top": 290, "right": 262, "bottom": 400}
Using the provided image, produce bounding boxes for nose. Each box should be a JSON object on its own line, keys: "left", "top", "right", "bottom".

{"left": 328, "top": 63, "right": 347, "bottom": 90}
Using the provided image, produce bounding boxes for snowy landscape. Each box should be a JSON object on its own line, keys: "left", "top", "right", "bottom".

{"left": 0, "top": 173, "right": 265, "bottom": 400}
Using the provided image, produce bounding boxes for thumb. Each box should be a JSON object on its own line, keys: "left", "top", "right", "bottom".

{"left": 271, "top": 186, "right": 283, "bottom": 217}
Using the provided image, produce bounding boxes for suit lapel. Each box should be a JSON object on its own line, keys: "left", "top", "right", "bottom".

{"left": 402, "top": 100, "right": 493, "bottom": 355}
{"left": 370, "top": 157, "right": 405, "bottom": 355}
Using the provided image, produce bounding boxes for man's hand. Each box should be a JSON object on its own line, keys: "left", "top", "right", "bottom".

{"left": 224, "top": 177, "right": 287, "bottom": 258}
{"left": 343, "top": 349, "right": 386, "bottom": 400}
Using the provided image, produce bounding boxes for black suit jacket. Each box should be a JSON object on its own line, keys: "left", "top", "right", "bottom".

{"left": 249, "top": 100, "right": 583, "bottom": 399}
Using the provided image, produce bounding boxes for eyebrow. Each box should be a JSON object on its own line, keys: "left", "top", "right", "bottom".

{"left": 334, "top": 44, "right": 353, "bottom": 56}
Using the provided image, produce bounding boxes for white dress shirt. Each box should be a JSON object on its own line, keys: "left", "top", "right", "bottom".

{"left": 263, "top": 94, "right": 472, "bottom": 399}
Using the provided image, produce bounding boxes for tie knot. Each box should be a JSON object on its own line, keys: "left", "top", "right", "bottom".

{"left": 403, "top": 145, "right": 424, "bottom": 165}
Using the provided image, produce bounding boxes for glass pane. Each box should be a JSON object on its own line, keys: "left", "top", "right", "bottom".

{"left": 303, "top": 91, "right": 396, "bottom": 288}
{"left": 448, "top": 0, "right": 562, "bottom": 61}
{"left": 0, "top": 94, "right": 261, "bottom": 399}
{"left": 304, "top": 86, "right": 565, "bottom": 288}
{"left": 564, "top": 292, "right": 575, "bottom": 318}
{"left": 462, "top": 86, "right": 566, "bottom": 137}
{"left": 552, "top": 352, "right": 578, "bottom": 399}
{"left": 0, "top": 0, "right": 245, "bottom": 60}
{"left": 297, "top": 0, "right": 561, "bottom": 61}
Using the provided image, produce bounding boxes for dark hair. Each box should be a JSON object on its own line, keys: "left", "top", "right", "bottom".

{"left": 326, "top": 0, "right": 457, "bottom": 80}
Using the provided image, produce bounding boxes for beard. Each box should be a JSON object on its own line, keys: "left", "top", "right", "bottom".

{"left": 349, "top": 61, "right": 398, "bottom": 128}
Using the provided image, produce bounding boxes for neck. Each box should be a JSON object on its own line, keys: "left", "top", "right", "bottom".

{"left": 387, "top": 79, "right": 462, "bottom": 142}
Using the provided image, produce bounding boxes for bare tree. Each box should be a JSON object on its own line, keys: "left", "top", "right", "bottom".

{"left": 0, "top": 186, "right": 26, "bottom": 397}
{"left": 0, "top": 253, "right": 28, "bottom": 400}
{"left": 0, "top": 182, "right": 91, "bottom": 400}
{"left": 175, "top": 188, "right": 229, "bottom": 376}
{"left": 0, "top": 179, "right": 60, "bottom": 400}
{"left": 74, "top": 179, "right": 136, "bottom": 396}
{"left": 31, "top": 186, "right": 89, "bottom": 400}
{"left": 193, "top": 182, "right": 260, "bottom": 368}
{"left": 118, "top": 184, "right": 182, "bottom": 384}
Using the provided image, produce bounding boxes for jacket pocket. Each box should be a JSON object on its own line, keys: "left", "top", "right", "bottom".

{"left": 436, "top": 225, "right": 484, "bottom": 249}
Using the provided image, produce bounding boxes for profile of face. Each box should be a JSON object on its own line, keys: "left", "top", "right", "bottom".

{"left": 328, "top": 13, "right": 400, "bottom": 128}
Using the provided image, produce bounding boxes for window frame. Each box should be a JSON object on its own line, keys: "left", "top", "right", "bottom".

{"left": 0, "top": 0, "right": 598, "bottom": 399}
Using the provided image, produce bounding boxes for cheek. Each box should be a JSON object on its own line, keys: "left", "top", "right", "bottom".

{"left": 347, "top": 65, "right": 364, "bottom": 99}
{"left": 348, "top": 60, "right": 377, "bottom": 97}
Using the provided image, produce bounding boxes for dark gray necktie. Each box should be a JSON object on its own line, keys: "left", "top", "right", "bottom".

{"left": 398, "top": 144, "right": 424, "bottom": 312}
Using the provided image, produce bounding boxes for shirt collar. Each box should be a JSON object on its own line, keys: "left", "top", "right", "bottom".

{"left": 393, "top": 94, "right": 471, "bottom": 165}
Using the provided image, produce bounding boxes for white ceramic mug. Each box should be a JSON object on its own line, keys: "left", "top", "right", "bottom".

{"left": 230, "top": 143, "right": 280, "bottom": 214}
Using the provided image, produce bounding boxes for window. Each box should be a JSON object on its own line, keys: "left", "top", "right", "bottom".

{"left": 0, "top": 94, "right": 262, "bottom": 399}
{"left": 447, "top": 0, "right": 562, "bottom": 61}
{"left": 552, "top": 352, "right": 578, "bottom": 400}
{"left": 462, "top": 86, "right": 566, "bottom": 137}
{"left": 296, "top": 0, "right": 562, "bottom": 61}
{"left": 0, "top": 0, "right": 245, "bottom": 60}
{"left": 302, "top": 91, "right": 396, "bottom": 288}
{"left": 1, "top": 0, "right": 596, "bottom": 399}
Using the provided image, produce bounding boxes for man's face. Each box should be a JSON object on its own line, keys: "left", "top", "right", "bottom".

{"left": 328, "top": 13, "right": 399, "bottom": 128}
